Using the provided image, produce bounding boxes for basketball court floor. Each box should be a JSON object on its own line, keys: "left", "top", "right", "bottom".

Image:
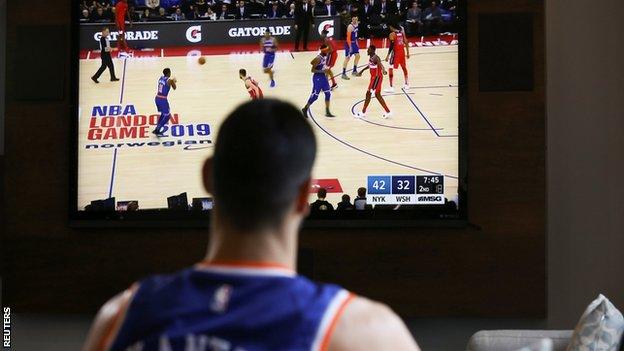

{"left": 78, "top": 39, "right": 458, "bottom": 209}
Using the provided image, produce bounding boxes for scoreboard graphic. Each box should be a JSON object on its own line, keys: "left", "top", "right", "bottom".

{"left": 366, "top": 175, "right": 445, "bottom": 205}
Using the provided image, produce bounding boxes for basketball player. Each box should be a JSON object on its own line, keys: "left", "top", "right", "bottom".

{"left": 384, "top": 23, "right": 410, "bottom": 92}
{"left": 321, "top": 28, "right": 338, "bottom": 90}
{"left": 302, "top": 44, "right": 335, "bottom": 118}
{"left": 152, "top": 68, "right": 177, "bottom": 136}
{"left": 114, "top": 0, "right": 132, "bottom": 55}
{"left": 260, "top": 30, "right": 278, "bottom": 87}
{"left": 239, "top": 68, "right": 263, "bottom": 100}
{"left": 82, "top": 99, "right": 421, "bottom": 351}
{"left": 341, "top": 16, "right": 360, "bottom": 80}
{"left": 355, "top": 45, "right": 392, "bottom": 119}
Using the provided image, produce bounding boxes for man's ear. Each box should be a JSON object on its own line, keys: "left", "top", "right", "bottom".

{"left": 202, "top": 157, "right": 214, "bottom": 194}
{"left": 295, "top": 178, "right": 312, "bottom": 216}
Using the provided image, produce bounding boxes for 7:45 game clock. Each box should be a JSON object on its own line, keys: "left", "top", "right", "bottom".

{"left": 367, "top": 175, "right": 445, "bottom": 205}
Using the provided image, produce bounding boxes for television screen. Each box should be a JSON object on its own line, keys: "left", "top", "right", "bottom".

{"left": 73, "top": 1, "right": 466, "bottom": 225}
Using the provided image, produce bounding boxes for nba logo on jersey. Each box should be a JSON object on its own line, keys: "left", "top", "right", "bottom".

{"left": 210, "top": 284, "right": 233, "bottom": 313}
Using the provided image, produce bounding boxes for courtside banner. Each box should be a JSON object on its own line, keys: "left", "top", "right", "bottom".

{"left": 80, "top": 17, "right": 342, "bottom": 49}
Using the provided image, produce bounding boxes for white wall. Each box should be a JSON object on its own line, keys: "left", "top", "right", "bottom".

{"left": 546, "top": 0, "right": 624, "bottom": 327}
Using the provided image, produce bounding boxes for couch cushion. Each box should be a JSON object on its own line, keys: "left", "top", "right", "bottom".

{"left": 466, "top": 330, "right": 572, "bottom": 351}
{"left": 567, "top": 294, "right": 624, "bottom": 351}
{"left": 516, "top": 338, "right": 554, "bottom": 351}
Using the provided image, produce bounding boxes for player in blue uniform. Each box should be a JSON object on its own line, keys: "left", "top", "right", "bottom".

{"left": 83, "top": 100, "right": 420, "bottom": 351}
{"left": 341, "top": 16, "right": 361, "bottom": 80}
{"left": 301, "top": 44, "right": 335, "bottom": 118}
{"left": 152, "top": 68, "right": 177, "bottom": 136}
{"left": 261, "top": 30, "right": 278, "bottom": 88}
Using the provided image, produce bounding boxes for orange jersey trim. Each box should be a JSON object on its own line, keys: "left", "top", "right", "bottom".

{"left": 196, "top": 260, "right": 294, "bottom": 272}
{"left": 320, "top": 292, "right": 356, "bottom": 351}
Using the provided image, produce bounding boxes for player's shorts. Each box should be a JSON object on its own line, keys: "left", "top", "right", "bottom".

{"left": 327, "top": 52, "right": 338, "bottom": 68}
{"left": 262, "top": 53, "right": 275, "bottom": 69}
{"left": 389, "top": 53, "right": 406, "bottom": 69}
{"left": 249, "top": 88, "right": 263, "bottom": 100}
{"left": 155, "top": 96, "right": 170, "bottom": 115}
{"left": 367, "top": 75, "right": 383, "bottom": 93}
{"left": 344, "top": 42, "right": 359, "bottom": 57}
{"left": 312, "top": 73, "right": 331, "bottom": 97}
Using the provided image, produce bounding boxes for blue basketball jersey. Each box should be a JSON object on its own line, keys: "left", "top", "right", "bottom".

{"left": 262, "top": 37, "right": 276, "bottom": 54}
{"left": 108, "top": 262, "right": 353, "bottom": 351}
{"left": 349, "top": 24, "right": 358, "bottom": 42}
{"left": 313, "top": 54, "right": 327, "bottom": 76}
{"left": 156, "top": 76, "right": 171, "bottom": 98}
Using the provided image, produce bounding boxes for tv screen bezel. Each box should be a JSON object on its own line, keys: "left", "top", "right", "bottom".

{"left": 69, "top": 1, "right": 468, "bottom": 228}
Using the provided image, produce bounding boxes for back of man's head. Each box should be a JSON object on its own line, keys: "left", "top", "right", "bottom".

{"left": 209, "top": 99, "right": 316, "bottom": 231}
{"left": 317, "top": 188, "right": 327, "bottom": 199}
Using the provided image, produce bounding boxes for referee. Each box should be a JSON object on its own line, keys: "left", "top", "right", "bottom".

{"left": 91, "top": 27, "right": 119, "bottom": 83}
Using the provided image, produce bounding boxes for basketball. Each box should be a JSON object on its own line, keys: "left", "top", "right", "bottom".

{"left": 198, "top": 56, "right": 206, "bottom": 65}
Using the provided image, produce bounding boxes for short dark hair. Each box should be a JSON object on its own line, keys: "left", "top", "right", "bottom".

{"left": 317, "top": 188, "right": 327, "bottom": 199}
{"left": 212, "top": 99, "right": 316, "bottom": 231}
{"left": 239, "top": 68, "right": 247, "bottom": 76}
{"left": 357, "top": 187, "right": 366, "bottom": 197}
{"left": 342, "top": 194, "right": 350, "bottom": 202}
{"left": 163, "top": 68, "right": 171, "bottom": 76}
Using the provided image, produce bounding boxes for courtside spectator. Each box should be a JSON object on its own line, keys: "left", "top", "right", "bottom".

{"left": 171, "top": 7, "right": 186, "bottom": 19}
{"left": 90, "top": 7, "right": 111, "bottom": 22}
{"left": 204, "top": 7, "right": 217, "bottom": 19}
{"left": 310, "top": 187, "right": 335, "bottom": 211}
{"left": 267, "top": 2, "right": 281, "bottom": 18}
{"left": 406, "top": 1, "right": 423, "bottom": 36}
{"left": 156, "top": 7, "right": 171, "bottom": 20}
{"left": 217, "top": 4, "right": 230, "bottom": 19}
{"left": 82, "top": 99, "right": 420, "bottom": 351}
{"left": 80, "top": 9, "right": 91, "bottom": 22}
{"left": 337, "top": 194, "right": 355, "bottom": 210}
{"left": 423, "top": 0, "right": 442, "bottom": 34}
{"left": 354, "top": 186, "right": 368, "bottom": 210}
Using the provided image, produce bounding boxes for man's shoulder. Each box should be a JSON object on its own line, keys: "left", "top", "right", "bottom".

{"left": 328, "top": 296, "right": 421, "bottom": 351}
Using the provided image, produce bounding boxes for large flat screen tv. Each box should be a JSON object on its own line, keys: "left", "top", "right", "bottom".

{"left": 71, "top": 0, "right": 467, "bottom": 227}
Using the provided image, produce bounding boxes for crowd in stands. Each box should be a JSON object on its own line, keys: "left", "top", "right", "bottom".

{"left": 80, "top": 0, "right": 457, "bottom": 36}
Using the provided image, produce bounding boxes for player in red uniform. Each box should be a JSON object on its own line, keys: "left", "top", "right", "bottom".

{"left": 354, "top": 45, "right": 392, "bottom": 119}
{"left": 239, "top": 69, "right": 264, "bottom": 100}
{"left": 384, "top": 23, "right": 410, "bottom": 92}
{"left": 114, "top": 0, "right": 131, "bottom": 54}
{"left": 321, "top": 28, "right": 338, "bottom": 90}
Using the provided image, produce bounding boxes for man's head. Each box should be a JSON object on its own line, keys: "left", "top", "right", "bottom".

{"left": 430, "top": 1, "right": 436, "bottom": 7}
{"left": 163, "top": 68, "right": 171, "bottom": 77}
{"left": 341, "top": 194, "right": 351, "bottom": 203}
{"left": 175, "top": 8, "right": 182, "bottom": 14}
{"left": 239, "top": 68, "right": 247, "bottom": 79}
{"left": 357, "top": 187, "right": 366, "bottom": 197}
{"left": 203, "top": 99, "right": 316, "bottom": 232}
{"left": 411, "top": 1, "right": 418, "bottom": 8}
{"left": 97, "top": 7, "right": 104, "bottom": 15}
{"left": 159, "top": 7, "right": 165, "bottom": 15}
{"left": 102, "top": 27, "right": 110, "bottom": 36}
{"left": 367, "top": 45, "right": 376, "bottom": 56}
{"left": 351, "top": 15, "right": 358, "bottom": 24}
{"left": 82, "top": 9, "right": 90, "bottom": 17}
{"left": 317, "top": 188, "right": 327, "bottom": 200}
{"left": 324, "top": 0, "right": 331, "bottom": 6}
{"left": 264, "top": 29, "right": 272, "bottom": 38}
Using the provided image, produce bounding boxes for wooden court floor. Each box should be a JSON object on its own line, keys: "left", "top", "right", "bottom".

{"left": 78, "top": 45, "right": 458, "bottom": 209}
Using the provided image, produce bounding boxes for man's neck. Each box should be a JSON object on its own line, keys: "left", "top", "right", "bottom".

{"left": 205, "top": 219, "right": 299, "bottom": 270}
